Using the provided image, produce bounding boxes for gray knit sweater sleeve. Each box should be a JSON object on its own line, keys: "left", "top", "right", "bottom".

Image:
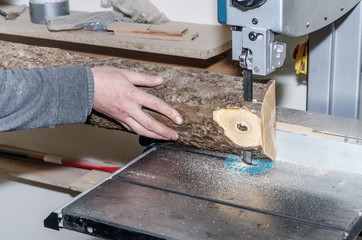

{"left": 0, "top": 66, "right": 94, "bottom": 131}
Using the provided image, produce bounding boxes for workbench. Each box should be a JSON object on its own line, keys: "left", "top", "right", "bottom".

{"left": 0, "top": 4, "right": 231, "bottom": 63}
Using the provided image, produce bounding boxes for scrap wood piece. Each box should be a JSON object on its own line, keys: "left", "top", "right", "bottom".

{"left": 0, "top": 153, "right": 109, "bottom": 192}
{"left": 107, "top": 22, "right": 189, "bottom": 37}
{"left": 107, "top": 22, "right": 199, "bottom": 42}
{"left": 112, "top": 30, "right": 199, "bottom": 41}
{"left": 0, "top": 40, "right": 276, "bottom": 160}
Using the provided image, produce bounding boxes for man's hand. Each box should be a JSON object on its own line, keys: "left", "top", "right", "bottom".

{"left": 91, "top": 66, "right": 183, "bottom": 140}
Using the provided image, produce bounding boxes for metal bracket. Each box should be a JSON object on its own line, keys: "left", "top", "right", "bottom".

{"left": 232, "top": 27, "right": 286, "bottom": 76}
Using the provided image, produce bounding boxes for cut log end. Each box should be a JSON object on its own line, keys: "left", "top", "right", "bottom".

{"left": 212, "top": 81, "right": 276, "bottom": 160}
{"left": 213, "top": 108, "right": 262, "bottom": 148}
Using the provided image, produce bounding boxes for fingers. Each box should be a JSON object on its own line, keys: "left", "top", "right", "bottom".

{"left": 122, "top": 115, "right": 173, "bottom": 140}
{"left": 124, "top": 85, "right": 183, "bottom": 126}
{"left": 120, "top": 69, "right": 163, "bottom": 87}
{"left": 137, "top": 92, "right": 183, "bottom": 125}
{"left": 128, "top": 107, "right": 179, "bottom": 140}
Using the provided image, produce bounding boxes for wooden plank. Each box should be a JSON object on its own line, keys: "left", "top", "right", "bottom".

{"left": 0, "top": 154, "right": 110, "bottom": 192}
{"left": 0, "top": 145, "right": 122, "bottom": 173}
{"left": 107, "top": 22, "right": 189, "bottom": 36}
{"left": 70, "top": 170, "right": 110, "bottom": 192}
{"left": 112, "top": 30, "right": 199, "bottom": 42}
{"left": 276, "top": 107, "right": 362, "bottom": 145}
{"left": 108, "top": 22, "right": 199, "bottom": 41}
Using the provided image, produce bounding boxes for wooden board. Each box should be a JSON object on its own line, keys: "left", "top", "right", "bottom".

{"left": 0, "top": 154, "right": 110, "bottom": 192}
{"left": 112, "top": 31, "right": 199, "bottom": 42}
{"left": 276, "top": 107, "right": 362, "bottom": 145}
{"left": 108, "top": 22, "right": 199, "bottom": 42}
{"left": 107, "top": 22, "right": 189, "bottom": 36}
{"left": 0, "top": 5, "right": 231, "bottom": 59}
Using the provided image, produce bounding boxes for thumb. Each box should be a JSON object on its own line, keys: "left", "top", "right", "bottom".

{"left": 121, "top": 69, "right": 163, "bottom": 87}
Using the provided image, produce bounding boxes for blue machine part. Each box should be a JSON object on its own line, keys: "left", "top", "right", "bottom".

{"left": 224, "top": 156, "right": 274, "bottom": 174}
{"left": 217, "top": 0, "right": 227, "bottom": 24}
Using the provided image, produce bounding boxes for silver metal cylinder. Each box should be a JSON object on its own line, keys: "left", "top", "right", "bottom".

{"left": 29, "top": 0, "right": 70, "bottom": 24}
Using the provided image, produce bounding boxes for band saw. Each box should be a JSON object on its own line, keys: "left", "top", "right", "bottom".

{"left": 45, "top": 1, "right": 362, "bottom": 239}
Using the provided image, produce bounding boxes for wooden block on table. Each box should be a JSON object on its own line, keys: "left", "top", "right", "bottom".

{"left": 107, "top": 22, "right": 189, "bottom": 36}
{"left": 112, "top": 30, "right": 199, "bottom": 41}
{"left": 108, "top": 22, "right": 199, "bottom": 42}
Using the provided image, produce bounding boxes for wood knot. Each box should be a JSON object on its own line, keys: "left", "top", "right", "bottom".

{"left": 237, "top": 123, "right": 248, "bottom": 132}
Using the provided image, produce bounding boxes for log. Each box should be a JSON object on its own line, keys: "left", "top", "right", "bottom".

{"left": 0, "top": 40, "right": 276, "bottom": 160}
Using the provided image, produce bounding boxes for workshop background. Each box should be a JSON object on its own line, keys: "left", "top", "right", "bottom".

{"left": 0, "top": 0, "right": 307, "bottom": 239}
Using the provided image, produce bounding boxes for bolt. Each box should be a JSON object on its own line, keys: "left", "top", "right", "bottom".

{"left": 324, "top": 16, "right": 328, "bottom": 21}
{"left": 306, "top": 22, "right": 310, "bottom": 28}
{"left": 254, "top": 66, "right": 260, "bottom": 73}
{"left": 252, "top": 18, "right": 258, "bottom": 25}
{"left": 341, "top": 6, "right": 344, "bottom": 11}
{"left": 232, "top": 26, "right": 242, "bottom": 31}
{"left": 248, "top": 32, "right": 257, "bottom": 41}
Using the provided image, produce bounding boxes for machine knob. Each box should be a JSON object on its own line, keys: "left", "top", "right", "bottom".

{"left": 232, "top": 0, "right": 267, "bottom": 8}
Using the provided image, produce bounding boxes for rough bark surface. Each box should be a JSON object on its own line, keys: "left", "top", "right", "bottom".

{"left": 0, "top": 40, "right": 275, "bottom": 159}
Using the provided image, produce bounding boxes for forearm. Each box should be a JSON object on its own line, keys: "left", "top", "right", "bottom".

{"left": 0, "top": 66, "right": 94, "bottom": 131}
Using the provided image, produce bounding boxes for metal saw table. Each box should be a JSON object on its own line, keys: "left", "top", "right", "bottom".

{"left": 45, "top": 109, "right": 362, "bottom": 240}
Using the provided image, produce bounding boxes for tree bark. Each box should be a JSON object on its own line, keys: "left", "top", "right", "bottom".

{"left": 0, "top": 40, "right": 276, "bottom": 160}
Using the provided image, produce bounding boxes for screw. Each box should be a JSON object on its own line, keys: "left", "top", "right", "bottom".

{"left": 341, "top": 6, "right": 344, "bottom": 11}
{"left": 252, "top": 18, "right": 258, "bottom": 25}
{"left": 324, "top": 16, "right": 328, "bottom": 21}
{"left": 232, "top": 26, "right": 242, "bottom": 31}
{"left": 248, "top": 32, "right": 257, "bottom": 41}
{"left": 306, "top": 22, "right": 310, "bottom": 28}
